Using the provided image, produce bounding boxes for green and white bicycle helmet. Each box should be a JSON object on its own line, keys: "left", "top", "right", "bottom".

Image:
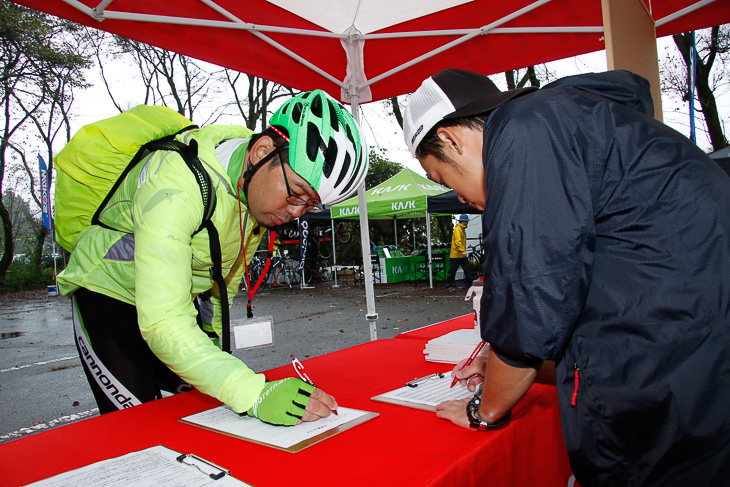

{"left": 269, "top": 89, "right": 368, "bottom": 206}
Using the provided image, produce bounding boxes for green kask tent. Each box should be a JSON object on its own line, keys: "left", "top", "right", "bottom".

{"left": 331, "top": 168, "right": 450, "bottom": 288}
{"left": 331, "top": 168, "right": 448, "bottom": 220}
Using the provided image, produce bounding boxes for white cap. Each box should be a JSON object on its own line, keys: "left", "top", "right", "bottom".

{"left": 402, "top": 69, "right": 537, "bottom": 157}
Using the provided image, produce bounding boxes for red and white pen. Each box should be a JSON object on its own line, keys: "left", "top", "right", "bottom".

{"left": 450, "top": 340, "right": 487, "bottom": 388}
{"left": 292, "top": 357, "right": 338, "bottom": 415}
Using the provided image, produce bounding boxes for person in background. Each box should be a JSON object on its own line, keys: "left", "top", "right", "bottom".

{"left": 271, "top": 236, "right": 284, "bottom": 288}
{"left": 59, "top": 90, "right": 368, "bottom": 426}
{"left": 402, "top": 68, "right": 730, "bottom": 486}
{"left": 446, "top": 213, "right": 473, "bottom": 290}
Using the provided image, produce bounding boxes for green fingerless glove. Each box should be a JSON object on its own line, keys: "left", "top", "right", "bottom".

{"left": 247, "top": 378, "right": 316, "bottom": 426}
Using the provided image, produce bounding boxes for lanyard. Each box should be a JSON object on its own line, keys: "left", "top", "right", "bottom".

{"left": 237, "top": 181, "right": 274, "bottom": 318}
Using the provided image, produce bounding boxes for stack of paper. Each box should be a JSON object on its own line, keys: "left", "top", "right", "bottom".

{"left": 423, "top": 328, "right": 482, "bottom": 364}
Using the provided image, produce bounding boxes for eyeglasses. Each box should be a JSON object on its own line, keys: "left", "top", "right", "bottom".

{"left": 278, "top": 154, "right": 325, "bottom": 213}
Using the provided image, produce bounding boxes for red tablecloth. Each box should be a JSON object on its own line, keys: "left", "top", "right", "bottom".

{"left": 0, "top": 338, "right": 573, "bottom": 487}
{"left": 395, "top": 314, "right": 474, "bottom": 340}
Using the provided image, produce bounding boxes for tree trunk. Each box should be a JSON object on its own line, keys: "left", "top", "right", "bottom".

{"left": 30, "top": 223, "right": 47, "bottom": 280}
{"left": 389, "top": 97, "right": 403, "bottom": 129}
{"left": 673, "top": 29, "right": 729, "bottom": 151}
{"left": 0, "top": 200, "right": 14, "bottom": 281}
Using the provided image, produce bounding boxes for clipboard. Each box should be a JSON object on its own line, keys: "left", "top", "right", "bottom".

{"left": 371, "top": 372, "right": 474, "bottom": 412}
{"left": 180, "top": 406, "right": 378, "bottom": 453}
{"left": 25, "top": 445, "right": 251, "bottom": 486}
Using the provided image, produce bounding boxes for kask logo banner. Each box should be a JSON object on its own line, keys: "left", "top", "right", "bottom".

{"left": 392, "top": 200, "right": 416, "bottom": 211}
{"left": 371, "top": 184, "right": 411, "bottom": 195}
{"left": 338, "top": 207, "right": 359, "bottom": 217}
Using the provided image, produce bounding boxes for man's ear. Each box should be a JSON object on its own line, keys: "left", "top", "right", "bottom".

{"left": 250, "top": 135, "right": 275, "bottom": 164}
{"left": 436, "top": 127, "right": 463, "bottom": 155}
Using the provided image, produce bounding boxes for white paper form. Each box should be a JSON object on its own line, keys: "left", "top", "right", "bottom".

{"left": 372, "top": 373, "right": 475, "bottom": 411}
{"left": 180, "top": 406, "right": 378, "bottom": 453}
{"left": 423, "top": 329, "right": 482, "bottom": 364}
{"left": 26, "top": 445, "right": 251, "bottom": 486}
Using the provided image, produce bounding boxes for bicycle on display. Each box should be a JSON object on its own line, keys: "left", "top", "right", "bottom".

{"left": 467, "top": 239, "right": 485, "bottom": 278}
{"left": 301, "top": 257, "right": 331, "bottom": 285}
{"left": 312, "top": 222, "right": 351, "bottom": 260}
{"left": 244, "top": 250, "right": 299, "bottom": 290}
{"left": 245, "top": 251, "right": 268, "bottom": 288}
{"left": 269, "top": 250, "right": 299, "bottom": 288}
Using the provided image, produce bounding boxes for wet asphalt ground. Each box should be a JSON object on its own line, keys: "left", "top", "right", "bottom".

{"left": 0, "top": 280, "right": 472, "bottom": 445}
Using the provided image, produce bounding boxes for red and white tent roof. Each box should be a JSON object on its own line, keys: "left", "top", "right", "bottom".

{"left": 12, "top": 0, "right": 730, "bottom": 104}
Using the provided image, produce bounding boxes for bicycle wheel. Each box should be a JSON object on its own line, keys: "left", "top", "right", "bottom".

{"left": 302, "top": 263, "right": 315, "bottom": 285}
{"left": 247, "top": 259, "right": 261, "bottom": 284}
{"left": 281, "top": 263, "right": 297, "bottom": 287}
{"left": 288, "top": 262, "right": 301, "bottom": 285}
{"left": 336, "top": 222, "right": 351, "bottom": 243}
{"left": 467, "top": 251, "right": 483, "bottom": 278}
{"left": 317, "top": 239, "right": 333, "bottom": 260}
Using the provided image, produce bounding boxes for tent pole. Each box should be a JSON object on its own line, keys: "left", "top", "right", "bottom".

{"left": 331, "top": 218, "right": 339, "bottom": 288}
{"left": 350, "top": 94, "right": 378, "bottom": 341}
{"left": 427, "top": 213, "right": 433, "bottom": 289}
{"left": 394, "top": 218, "right": 398, "bottom": 247}
{"left": 413, "top": 219, "right": 416, "bottom": 251}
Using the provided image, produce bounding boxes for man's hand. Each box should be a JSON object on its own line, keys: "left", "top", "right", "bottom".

{"left": 451, "top": 354, "right": 488, "bottom": 391}
{"left": 247, "top": 378, "right": 338, "bottom": 426}
{"left": 301, "top": 387, "right": 338, "bottom": 423}
{"left": 435, "top": 398, "right": 472, "bottom": 429}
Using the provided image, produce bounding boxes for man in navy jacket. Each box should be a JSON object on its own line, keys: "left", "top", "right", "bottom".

{"left": 403, "top": 68, "right": 730, "bottom": 486}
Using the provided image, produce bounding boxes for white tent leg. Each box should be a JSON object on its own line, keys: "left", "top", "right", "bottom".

{"left": 427, "top": 213, "right": 433, "bottom": 289}
{"left": 331, "top": 219, "right": 339, "bottom": 288}
{"left": 350, "top": 95, "right": 378, "bottom": 341}
{"left": 412, "top": 219, "right": 416, "bottom": 251}
{"left": 394, "top": 218, "right": 397, "bottom": 246}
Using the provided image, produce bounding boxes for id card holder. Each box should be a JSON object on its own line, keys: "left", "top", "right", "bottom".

{"left": 230, "top": 315, "right": 274, "bottom": 350}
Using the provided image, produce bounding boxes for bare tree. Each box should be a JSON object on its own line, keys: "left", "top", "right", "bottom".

{"left": 504, "top": 65, "right": 555, "bottom": 89}
{"left": 662, "top": 25, "right": 729, "bottom": 151}
{"left": 223, "top": 70, "right": 296, "bottom": 131}
{"left": 3, "top": 186, "right": 35, "bottom": 255}
{"left": 89, "top": 32, "right": 227, "bottom": 124}
{"left": 389, "top": 97, "right": 404, "bottom": 129}
{"left": 89, "top": 33, "right": 294, "bottom": 131}
{"left": 0, "top": 0, "right": 90, "bottom": 281}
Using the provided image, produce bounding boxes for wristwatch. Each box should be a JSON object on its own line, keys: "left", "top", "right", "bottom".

{"left": 466, "top": 388, "right": 512, "bottom": 431}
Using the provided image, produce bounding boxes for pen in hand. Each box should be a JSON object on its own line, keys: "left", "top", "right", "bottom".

{"left": 292, "top": 357, "right": 338, "bottom": 415}
{"left": 450, "top": 340, "right": 487, "bottom": 388}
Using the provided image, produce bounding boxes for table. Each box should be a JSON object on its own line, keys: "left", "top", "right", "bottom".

{"left": 0, "top": 320, "right": 574, "bottom": 487}
{"left": 396, "top": 313, "right": 474, "bottom": 340}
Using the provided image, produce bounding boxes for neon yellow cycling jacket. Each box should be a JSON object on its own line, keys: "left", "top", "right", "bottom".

{"left": 57, "top": 124, "right": 266, "bottom": 413}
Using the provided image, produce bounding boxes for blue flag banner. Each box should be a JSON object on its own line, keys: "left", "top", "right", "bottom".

{"left": 39, "top": 155, "right": 52, "bottom": 230}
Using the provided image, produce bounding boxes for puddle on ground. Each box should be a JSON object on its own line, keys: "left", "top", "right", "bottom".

{"left": 1, "top": 331, "right": 25, "bottom": 339}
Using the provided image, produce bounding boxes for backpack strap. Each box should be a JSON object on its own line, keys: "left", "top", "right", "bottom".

{"left": 143, "top": 138, "right": 217, "bottom": 235}
{"left": 90, "top": 125, "right": 199, "bottom": 230}
{"left": 146, "top": 138, "right": 231, "bottom": 353}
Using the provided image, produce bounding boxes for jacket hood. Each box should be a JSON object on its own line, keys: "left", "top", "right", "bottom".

{"left": 544, "top": 70, "right": 654, "bottom": 117}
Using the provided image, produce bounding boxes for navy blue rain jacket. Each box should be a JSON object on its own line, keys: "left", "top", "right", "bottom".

{"left": 479, "top": 70, "right": 730, "bottom": 486}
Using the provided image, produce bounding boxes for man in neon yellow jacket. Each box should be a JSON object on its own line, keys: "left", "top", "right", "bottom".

{"left": 58, "top": 91, "right": 368, "bottom": 425}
